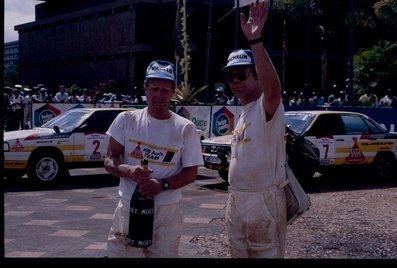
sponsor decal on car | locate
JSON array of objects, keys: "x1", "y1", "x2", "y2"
[
  {"x1": 11, "y1": 139, "x2": 24, "y2": 152},
  {"x1": 346, "y1": 137, "x2": 365, "y2": 163}
]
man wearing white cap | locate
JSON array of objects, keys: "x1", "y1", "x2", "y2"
[
  {"x1": 104, "y1": 60, "x2": 204, "y2": 257},
  {"x1": 222, "y1": 0, "x2": 287, "y2": 258}
]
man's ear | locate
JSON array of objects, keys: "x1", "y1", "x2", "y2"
[{"x1": 143, "y1": 80, "x2": 148, "y2": 91}]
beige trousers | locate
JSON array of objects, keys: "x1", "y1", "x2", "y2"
[{"x1": 226, "y1": 187, "x2": 287, "y2": 258}]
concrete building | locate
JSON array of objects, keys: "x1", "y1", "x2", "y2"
[
  {"x1": 4, "y1": 41, "x2": 19, "y2": 68},
  {"x1": 14, "y1": 0, "x2": 237, "y2": 98}
]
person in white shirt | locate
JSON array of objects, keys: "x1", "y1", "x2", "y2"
[
  {"x1": 53, "y1": 85, "x2": 69, "y2": 103},
  {"x1": 23, "y1": 89, "x2": 33, "y2": 129},
  {"x1": 9, "y1": 88, "x2": 26, "y2": 131},
  {"x1": 379, "y1": 88, "x2": 393, "y2": 107},
  {"x1": 222, "y1": 0, "x2": 287, "y2": 258},
  {"x1": 104, "y1": 60, "x2": 204, "y2": 258}
]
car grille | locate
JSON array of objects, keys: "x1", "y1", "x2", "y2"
[{"x1": 202, "y1": 144, "x2": 230, "y2": 154}]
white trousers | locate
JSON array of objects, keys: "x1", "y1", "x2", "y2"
[{"x1": 226, "y1": 187, "x2": 287, "y2": 258}]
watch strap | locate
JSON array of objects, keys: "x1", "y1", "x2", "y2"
[{"x1": 161, "y1": 178, "x2": 170, "y2": 191}]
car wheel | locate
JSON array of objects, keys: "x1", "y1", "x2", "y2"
[
  {"x1": 27, "y1": 151, "x2": 69, "y2": 184},
  {"x1": 218, "y1": 170, "x2": 228, "y2": 182},
  {"x1": 373, "y1": 153, "x2": 396, "y2": 180}
]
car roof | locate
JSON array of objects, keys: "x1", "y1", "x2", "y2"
[
  {"x1": 67, "y1": 107, "x2": 132, "y2": 112},
  {"x1": 285, "y1": 110, "x2": 367, "y2": 117}
]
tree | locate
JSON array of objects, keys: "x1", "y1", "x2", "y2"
[
  {"x1": 4, "y1": 64, "x2": 19, "y2": 87},
  {"x1": 373, "y1": 0, "x2": 397, "y2": 41},
  {"x1": 353, "y1": 40, "x2": 397, "y2": 96}
]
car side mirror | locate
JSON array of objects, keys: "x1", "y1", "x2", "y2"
[{"x1": 53, "y1": 125, "x2": 60, "y2": 134}]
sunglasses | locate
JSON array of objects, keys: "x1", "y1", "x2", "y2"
[{"x1": 225, "y1": 70, "x2": 251, "y2": 84}]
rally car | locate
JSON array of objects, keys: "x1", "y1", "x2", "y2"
[
  {"x1": 3, "y1": 107, "x2": 131, "y2": 184},
  {"x1": 201, "y1": 110, "x2": 397, "y2": 181}
]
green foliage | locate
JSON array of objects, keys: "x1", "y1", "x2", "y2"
[
  {"x1": 374, "y1": 0, "x2": 397, "y2": 26},
  {"x1": 374, "y1": 0, "x2": 397, "y2": 40},
  {"x1": 68, "y1": 84, "x2": 82, "y2": 95},
  {"x1": 353, "y1": 40, "x2": 397, "y2": 95},
  {"x1": 172, "y1": 84, "x2": 208, "y2": 105},
  {"x1": 4, "y1": 64, "x2": 19, "y2": 87}
]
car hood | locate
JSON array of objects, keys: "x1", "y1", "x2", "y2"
[
  {"x1": 4, "y1": 128, "x2": 56, "y2": 141},
  {"x1": 201, "y1": 134, "x2": 232, "y2": 145}
]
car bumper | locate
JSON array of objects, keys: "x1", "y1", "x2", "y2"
[{"x1": 203, "y1": 153, "x2": 229, "y2": 171}]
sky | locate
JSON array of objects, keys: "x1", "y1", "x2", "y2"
[{"x1": 4, "y1": 0, "x2": 44, "y2": 43}]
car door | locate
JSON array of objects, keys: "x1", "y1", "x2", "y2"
[
  {"x1": 304, "y1": 114, "x2": 346, "y2": 166},
  {"x1": 339, "y1": 113, "x2": 383, "y2": 165},
  {"x1": 74, "y1": 110, "x2": 124, "y2": 163}
]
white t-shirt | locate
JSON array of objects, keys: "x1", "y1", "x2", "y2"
[
  {"x1": 229, "y1": 95, "x2": 286, "y2": 191},
  {"x1": 107, "y1": 107, "x2": 204, "y2": 205}
]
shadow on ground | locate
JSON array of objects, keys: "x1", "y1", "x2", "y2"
[{"x1": 3, "y1": 173, "x2": 119, "y2": 192}]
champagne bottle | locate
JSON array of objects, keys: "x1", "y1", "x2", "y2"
[{"x1": 127, "y1": 159, "x2": 154, "y2": 247}]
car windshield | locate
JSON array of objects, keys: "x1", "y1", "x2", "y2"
[
  {"x1": 40, "y1": 109, "x2": 93, "y2": 132},
  {"x1": 285, "y1": 113, "x2": 315, "y2": 135}
]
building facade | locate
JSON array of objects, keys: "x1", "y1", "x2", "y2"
[
  {"x1": 4, "y1": 41, "x2": 19, "y2": 68},
  {"x1": 15, "y1": 0, "x2": 236, "y2": 99}
]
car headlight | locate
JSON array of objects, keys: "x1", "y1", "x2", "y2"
[
  {"x1": 201, "y1": 144, "x2": 213, "y2": 153},
  {"x1": 4, "y1": 142, "x2": 10, "y2": 152}
]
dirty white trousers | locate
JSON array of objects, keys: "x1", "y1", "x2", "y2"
[
  {"x1": 226, "y1": 187, "x2": 287, "y2": 258},
  {"x1": 106, "y1": 197, "x2": 182, "y2": 258}
]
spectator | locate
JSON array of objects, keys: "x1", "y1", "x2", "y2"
[
  {"x1": 214, "y1": 86, "x2": 229, "y2": 105},
  {"x1": 68, "y1": 90, "x2": 79, "y2": 103},
  {"x1": 93, "y1": 84, "x2": 105, "y2": 103},
  {"x1": 53, "y1": 85, "x2": 69, "y2": 103},
  {"x1": 4, "y1": 91, "x2": 11, "y2": 130},
  {"x1": 379, "y1": 89, "x2": 393, "y2": 107},
  {"x1": 23, "y1": 88, "x2": 33, "y2": 129},
  {"x1": 78, "y1": 88, "x2": 92, "y2": 103},
  {"x1": 327, "y1": 84, "x2": 338, "y2": 104},
  {"x1": 358, "y1": 88, "x2": 378, "y2": 107},
  {"x1": 9, "y1": 88, "x2": 25, "y2": 131},
  {"x1": 329, "y1": 90, "x2": 348, "y2": 106},
  {"x1": 34, "y1": 88, "x2": 49, "y2": 103}
]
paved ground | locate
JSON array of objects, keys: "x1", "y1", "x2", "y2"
[
  {"x1": 3, "y1": 167, "x2": 229, "y2": 258},
  {"x1": 3, "y1": 167, "x2": 397, "y2": 264}
]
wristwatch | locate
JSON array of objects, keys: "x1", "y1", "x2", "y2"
[{"x1": 161, "y1": 178, "x2": 170, "y2": 191}]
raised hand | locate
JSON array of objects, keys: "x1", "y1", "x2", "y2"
[{"x1": 240, "y1": 0, "x2": 268, "y2": 40}]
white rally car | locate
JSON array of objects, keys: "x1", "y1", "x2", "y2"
[
  {"x1": 201, "y1": 110, "x2": 397, "y2": 181},
  {"x1": 3, "y1": 107, "x2": 130, "y2": 184}
]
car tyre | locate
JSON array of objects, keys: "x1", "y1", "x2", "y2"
[
  {"x1": 27, "y1": 151, "x2": 69, "y2": 184},
  {"x1": 373, "y1": 153, "x2": 396, "y2": 180}
]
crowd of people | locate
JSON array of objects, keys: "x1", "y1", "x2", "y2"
[
  {"x1": 284, "y1": 86, "x2": 397, "y2": 108},
  {"x1": 4, "y1": 78, "x2": 396, "y2": 133},
  {"x1": 3, "y1": 82, "x2": 148, "y2": 131},
  {"x1": 4, "y1": 82, "x2": 396, "y2": 132}
]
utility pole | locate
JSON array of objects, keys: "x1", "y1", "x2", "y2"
[
  {"x1": 234, "y1": 0, "x2": 240, "y2": 49},
  {"x1": 319, "y1": 25, "x2": 328, "y2": 93},
  {"x1": 204, "y1": 0, "x2": 213, "y2": 86},
  {"x1": 347, "y1": 0, "x2": 355, "y2": 101},
  {"x1": 204, "y1": 0, "x2": 213, "y2": 103},
  {"x1": 304, "y1": 0, "x2": 312, "y2": 100}
]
